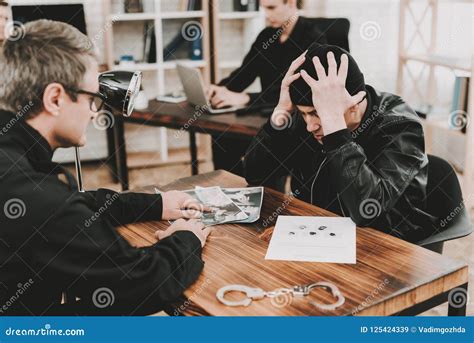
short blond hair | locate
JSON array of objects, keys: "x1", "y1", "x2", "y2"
[{"x1": 0, "y1": 19, "x2": 97, "y2": 118}]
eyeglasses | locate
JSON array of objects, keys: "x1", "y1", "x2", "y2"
[{"x1": 64, "y1": 87, "x2": 107, "y2": 113}]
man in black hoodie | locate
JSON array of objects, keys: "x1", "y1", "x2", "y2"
[
  {"x1": 244, "y1": 44, "x2": 437, "y2": 243},
  {"x1": 0, "y1": 19, "x2": 211, "y2": 315},
  {"x1": 208, "y1": 0, "x2": 326, "y2": 180}
]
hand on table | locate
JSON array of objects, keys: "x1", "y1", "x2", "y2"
[
  {"x1": 156, "y1": 218, "x2": 212, "y2": 247},
  {"x1": 161, "y1": 190, "x2": 212, "y2": 220}
]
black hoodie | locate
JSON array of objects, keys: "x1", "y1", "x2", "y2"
[
  {"x1": 244, "y1": 85, "x2": 438, "y2": 243},
  {"x1": 0, "y1": 110, "x2": 203, "y2": 315}
]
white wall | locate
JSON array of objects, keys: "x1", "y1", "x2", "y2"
[{"x1": 305, "y1": 0, "x2": 400, "y2": 93}]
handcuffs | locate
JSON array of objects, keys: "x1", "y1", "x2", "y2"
[{"x1": 216, "y1": 281, "x2": 345, "y2": 311}]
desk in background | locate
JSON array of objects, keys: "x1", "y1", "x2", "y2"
[
  {"x1": 118, "y1": 170, "x2": 468, "y2": 316},
  {"x1": 107, "y1": 101, "x2": 268, "y2": 190}
]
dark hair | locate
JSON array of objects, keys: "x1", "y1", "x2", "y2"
[
  {"x1": 283, "y1": 0, "x2": 303, "y2": 9},
  {"x1": 289, "y1": 44, "x2": 366, "y2": 106}
]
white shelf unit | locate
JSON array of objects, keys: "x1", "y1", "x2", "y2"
[
  {"x1": 218, "y1": 11, "x2": 261, "y2": 20},
  {"x1": 210, "y1": 0, "x2": 265, "y2": 85},
  {"x1": 103, "y1": 0, "x2": 212, "y2": 166},
  {"x1": 397, "y1": 0, "x2": 474, "y2": 207},
  {"x1": 103, "y1": 0, "x2": 211, "y2": 98}
]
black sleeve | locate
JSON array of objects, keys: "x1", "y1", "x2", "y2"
[
  {"x1": 218, "y1": 33, "x2": 264, "y2": 93},
  {"x1": 35, "y1": 193, "x2": 203, "y2": 315},
  {"x1": 84, "y1": 189, "x2": 163, "y2": 226},
  {"x1": 322, "y1": 120, "x2": 427, "y2": 227},
  {"x1": 244, "y1": 114, "x2": 302, "y2": 186}
]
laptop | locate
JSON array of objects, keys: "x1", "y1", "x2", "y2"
[{"x1": 176, "y1": 63, "x2": 243, "y2": 114}]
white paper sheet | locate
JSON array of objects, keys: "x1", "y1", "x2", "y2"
[{"x1": 265, "y1": 216, "x2": 356, "y2": 264}]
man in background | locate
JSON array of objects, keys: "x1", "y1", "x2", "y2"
[{"x1": 208, "y1": 0, "x2": 326, "y2": 182}]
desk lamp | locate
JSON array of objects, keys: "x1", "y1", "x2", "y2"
[{"x1": 74, "y1": 70, "x2": 142, "y2": 192}]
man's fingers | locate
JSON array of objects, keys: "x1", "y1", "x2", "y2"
[
  {"x1": 312, "y1": 56, "x2": 327, "y2": 80},
  {"x1": 287, "y1": 72, "x2": 301, "y2": 85},
  {"x1": 214, "y1": 99, "x2": 228, "y2": 108},
  {"x1": 338, "y1": 54, "x2": 349, "y2": 81},
  {"x1": 155, "y1": 224, "x2": 177, "y2": 241},
  {"x1": 189, "y1": 218, "x2": 205, "y2": 229},
  {"x1": 202, "y1": 226, "x2": 212, "y2": 238},
  {"x1": 300, "y1": 70, "x2": 317, "y2": 88},
  {"x1": 207, "y1": 85, "x2": 219, "y2": 99},
  {"x1": 181, "y1": 209, "x2": 201, "y2": 219},
  {"x1": 201, "y1": 205, "x2": 213, "y2": 212},
  {"x1": 298, "y1": 49, "x2": 308, "y2": 59},
  {"x1": 155, "y1": 230, "x2": 164, "y2": 239},
  {"x1": 351, "y1": 91, "x2": 367, "y2": 106},
  {"x1": 180, "y1": 194, "x2": 197, "y2": 209},
  {"x1": 287, "y1": 52, "x2": 306, "y2": 75},
  {"x1": 327, "y1": 52, "x2": 337, "y2": 77},
  {"x1": 210, "y1": 95, "x2": 222, "y2": 105}
]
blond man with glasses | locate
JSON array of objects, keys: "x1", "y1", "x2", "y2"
[{"x1": 0, "y1": 19, "x2": 212, "y2": 316}]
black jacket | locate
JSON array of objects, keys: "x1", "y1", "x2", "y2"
[
  {"x1": 219, "y1": 16, "x2": 326, "y2": 106},
  {"x1": 244, "y1": 85, "x2": 437, "y2": 243},
  {"x1": 0, "y1": 110, "x2": 203, "y2": 315}
]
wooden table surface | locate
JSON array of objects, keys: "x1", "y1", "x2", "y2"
[
  {"x1": 125, "y1": 100, "x2": 268, "y2": 138},
  {"x1": 118, "y1": 171, "x2": 468, "y2": 316}
]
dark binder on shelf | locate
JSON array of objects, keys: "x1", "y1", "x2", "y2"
[
  {"x1": 142, "y1": 21, "x2": 156, "y2": 63},
  {"x1": 190, "y1": 36, "x2": 202, "y2": 60},
  {"x1": 450, "y1": 72, "x2": 470, "y2": 133},
  {"x1": 142, "y1": 22, "x2": 156, "y2": 63},
  {"x1": 163, "y1": 0, "x2": 202, "y2": 61}
]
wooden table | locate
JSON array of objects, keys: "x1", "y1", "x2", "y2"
[
  {"x1": 118, "y1": 170, "x2": 469, "y2": 316},
  {"x1": 107, "y1": 100, "x2": 268, "y2": 190}
]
